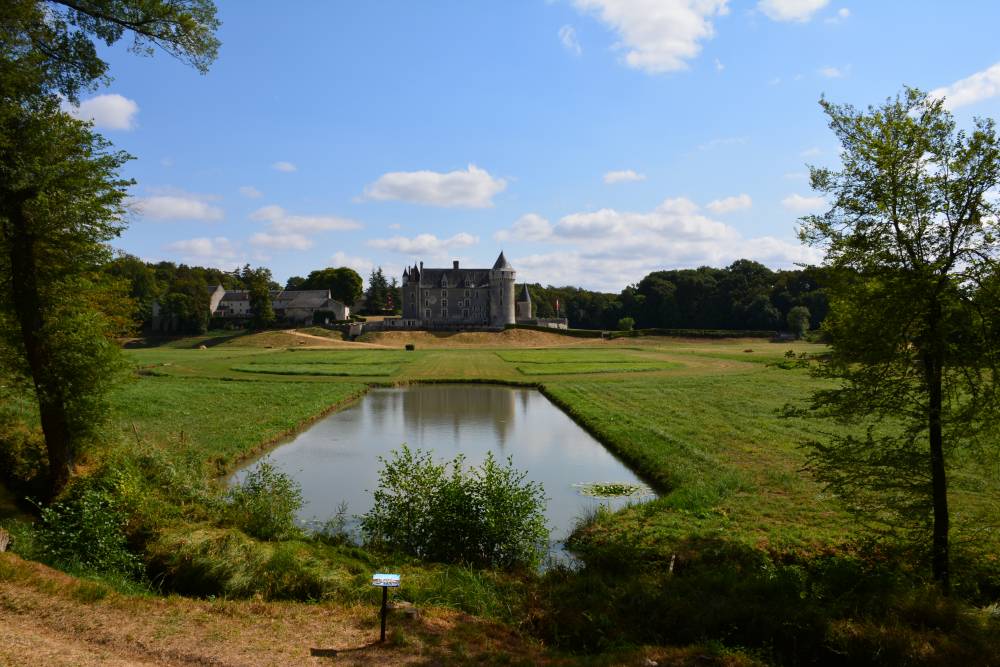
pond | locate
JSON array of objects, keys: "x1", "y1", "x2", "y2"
[{"x1": 232, "y1": 384, "x2": 654, "y2": 550}]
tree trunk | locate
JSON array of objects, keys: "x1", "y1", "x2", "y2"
[
  {"x1": 4, "y1": 202, "x2": 74, "y2": 496},
  {"x1": 924, "y1": 350, "x2": 950, "y2": 593}
]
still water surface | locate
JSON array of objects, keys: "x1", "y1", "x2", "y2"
[{"x1": 233, "y1": 384, "x2": 653, "y2": 546}]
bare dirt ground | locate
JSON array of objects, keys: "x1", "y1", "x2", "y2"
[
  {"x1": 0, "y1": 554, "x2": 558, "y2": 666},
  {"x1": 284, "y1": 329, "x2": 389, "y2": 348}
]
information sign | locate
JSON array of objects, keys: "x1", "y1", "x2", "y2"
[{"x1": 372, "y1": 573, "x2": 401, "y2": 587}]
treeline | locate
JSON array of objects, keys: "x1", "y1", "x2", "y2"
[
  {"x1": 526, "y1": 260, "x2": 830, "y2": 332},
  {"x1": 106, "y1": 256, "x2": 280, "y2": 334},
  {"x1": 107, "y1": 256, "x2": 379, "y2": 333}
]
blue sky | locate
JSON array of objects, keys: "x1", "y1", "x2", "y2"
[{"x1": 69, "y1": 0, "x2": 1000, "y2": 291}]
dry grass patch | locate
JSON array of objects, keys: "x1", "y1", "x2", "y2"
[{"x1": 0, "y1": 553, "x2": 559, "y2": 666}]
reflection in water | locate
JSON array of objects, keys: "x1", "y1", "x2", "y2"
[{"x1": 233, "y1": 385, "x2": 653, "y2": 546}]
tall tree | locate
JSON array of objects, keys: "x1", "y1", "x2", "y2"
[
  {"x1": 0, "y1": 0, "x2": 219, "y2": 494},
  {"x1": 796, "y1": 88, "x2": 1000, "y2": 592},
  {"x1": 298, "y1": 266, "x2": 363, "y2": 306},
  {"x1": 0, "y1": 98, "x2": 131, "y2": 492},
  {"x1": 240, "y1": 265, "x2": 274, "y2": 330},
  {"x1": 365, "y1": 267, "x2": 388, "y2": 314}
]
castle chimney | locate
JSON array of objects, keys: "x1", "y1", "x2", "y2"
[{"x1": 453, "y1": 260, "x2": 459, "y2": 270}]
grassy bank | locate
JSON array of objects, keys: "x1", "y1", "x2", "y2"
[{"x1": 3, "y1": 333, "x2": 998, "y2": 664}]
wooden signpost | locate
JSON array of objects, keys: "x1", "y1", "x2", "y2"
[{"x1": 371, "y1": 573, "x2": 400, "y2": 642}]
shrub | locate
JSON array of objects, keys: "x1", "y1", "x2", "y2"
[
  {"x1": 35, "y1": 485, "x2": 141, "y2": 578},
  {"x1": 362, "y1": 446, "x2": 548, "y2": 569},
  {"x1": 405, "y1": 343, "x2": 415, "y2": 351},
  {"x1": 617, "y1": 317, "x2": 635, "y2": 332},
  {"x1": 224, "y1": 460, "x2": 303, "y2": 540}
]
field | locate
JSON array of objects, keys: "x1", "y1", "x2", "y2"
[{"x1": 3, "y1": 330, "x2": 999, "y2": 664}]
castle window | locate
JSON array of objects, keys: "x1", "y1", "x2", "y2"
[
  {"x1": 441, "y1": 289, "x2": 446, "y2": 297},
  {"x1": 464, "y1": 290, "x2": 470, "y2": 297},
  {"x1": 424, "y1": 309, "x2": 431, "y2": 319},
  {"x1": 441, "y1": 309, "x2": 447, "y2": 318},
  {"x1": 462, "y1": 309, "x2": 469, "y2": 318},
  {"x1": 441, "y1": 299, "x2": 447, "y2": 307}
]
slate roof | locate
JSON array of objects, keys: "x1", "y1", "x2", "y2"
[
  {"x1": 417, "y1": 268, "x2": 492, "y2": 289},
  {"x1": 219, "y1": 289, "x2": 335, "y2": 308},
  {"x1": 518, "y1": 284, "x2": 531, "y2": 303},
  {"x1": 492, "y1": 251, "x2": 512, "y2": 270}
]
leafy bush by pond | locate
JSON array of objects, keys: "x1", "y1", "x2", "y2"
[
  {"x1": 362, "y1": 445, "x2": 548, "y2": 569},
  {"x1": 35, "y1": 484, "x2": 141, "y2": 578},
  {"x1": 224, "y1": 460, "x2": 303, "y2": 540}
]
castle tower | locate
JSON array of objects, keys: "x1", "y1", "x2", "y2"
[
  {"x1": 489, "y1": 251, "x2": 516, "y2": 328},
  {"x1": 515, "y1": 283, "x2": 532, "y2": 321}
]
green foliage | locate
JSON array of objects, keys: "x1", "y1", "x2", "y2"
[
  {"x1": 296, "y1": 266, "x2": 363, "y2": 306},
  {"x1": 540, "y1": 534, "x2": 1000, "y2": 663},
  {"x1": 35, "y1": 481, "x2": 141, "y2": 578},
  {"x1": 146, "y1": 525, "x2": 371, "y2": 600},
  {"x1": 0, "y1": 1, "x2": 218, "y2": 104},
  {"x1": 617, "y1": 316, "x2": 635, "y2": 331},
  {"x1": 362, "y1": 446, "x2": 548, "y2": 569},
  {"x1": 364, "y1": 266, "x2": 401, "y2": 314},
  {"x1": 240, "y1": 265, "x2": 275, "y2": 330},
  {"x1": 0, "y1": 97, "x2": 133, "y2": 493},
  {"x1": 786, "y1": 305, "x2": 811, "y2": 338},
  {"x1": 224, "y1": 460, "x2": 303, "y2": 541},
  {"x1": 795, "y1": 88, "x2": 1000, "y2": 588}
]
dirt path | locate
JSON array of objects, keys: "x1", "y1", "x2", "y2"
[
  {"x1": 283, "y1": 329, "x2": 389, "y2": 348},
  {"x1": 0, "y1": 554, "x2": 558, "y2": 666}
]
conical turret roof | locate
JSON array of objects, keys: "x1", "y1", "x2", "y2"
[
  {"x1": 518, "y1": 283, "x2": 531, "y2": 303},
  {"x1": 492, "y1": 251, "x2": 512, "y2": 270}
]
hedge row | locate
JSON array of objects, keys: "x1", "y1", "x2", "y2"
[
  {"x1": 607, "y1": 328, "x2": 777, "y2": 339},
  {"x1": 508, "y1": 324, "x2": 776, "y2": 339}
]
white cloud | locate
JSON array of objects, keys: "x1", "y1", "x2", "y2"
[
  {"x1": 819, "y1": 65, "x2": 849, "y2": 78},
  {"x1": 164, "y1": 237, "x2": 243, "y2": 269},
  {"x1": 554, "y1": 197, "x2": 729, "y2": 239},
  {"x1": 272, "y1": 161, "x2": 297, "y2": 173},
  {"x1": 160, "y1": 157, "x2": 174, "y2": 168},
  {"x1": 363, "y1": 164, "x2": 506, "y2": 208},
  {"x1": 494, "y1": 214, "x2": 553, "y2": 242},
  {"x1": 250, "y1": 205, "x2": 361, "y2": 233},
  {"x1": 714, "y1": 58, "x2": 725, "y2": 72},
  {"x1": 239, "y1": 186, "x2": 262, "y2": 199},
  {"x1": 367, "y1": 232, "x2": 478, "y2": 256},
  {"x1": 64, "y1": 93, "x2": 139, "y2": 130},
  {"x1": 758, "y1": 0, "x2": 829, "y2": 22},
  {"x1": 132, "y1": 190, "x2": 224, "y2": 221},
  {"x1": 706, "y1": 193, "x2": 752, "y2": 214},
  {"x1": 603, "y1": 169, "x2": 646, "y2": 184},
  {"x1": 503, "y1": 197, "x2": 821, "y2": 290},
  {"x1": 573, "y1": 0, "x2": 729, "y2": 74},
  {"x1": 559, "y1": 25, "x2": 582, "y2": 55},
  {"x1": 781, "y1": 193, "x2": 827, "y2": 213},
  {"x1": 330, "y1": 251, "x2": 375, "y2": 276},
  {"x1": 249, "y1": 232, "x2": 313, "y2": 251},
  {"x1": 930, "y1": 61, "x2": 1000, "y2": 110},
  {"x1": 784, "y1": 171, "x2": 808, "y2": 180},
  {"x1": 388, "y1": 223, "x2": 402, "y2": 230},
  {"x1": 800, "y1": 146, "x2": 821, "y2": 157}
]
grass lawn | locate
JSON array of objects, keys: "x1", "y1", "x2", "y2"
[
  {"x1": 5, "y1": 333, "x2": 997, "y2": 664},
  {"x1": 114, "y1": 336, "x2": 998, "y2": 558}
]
